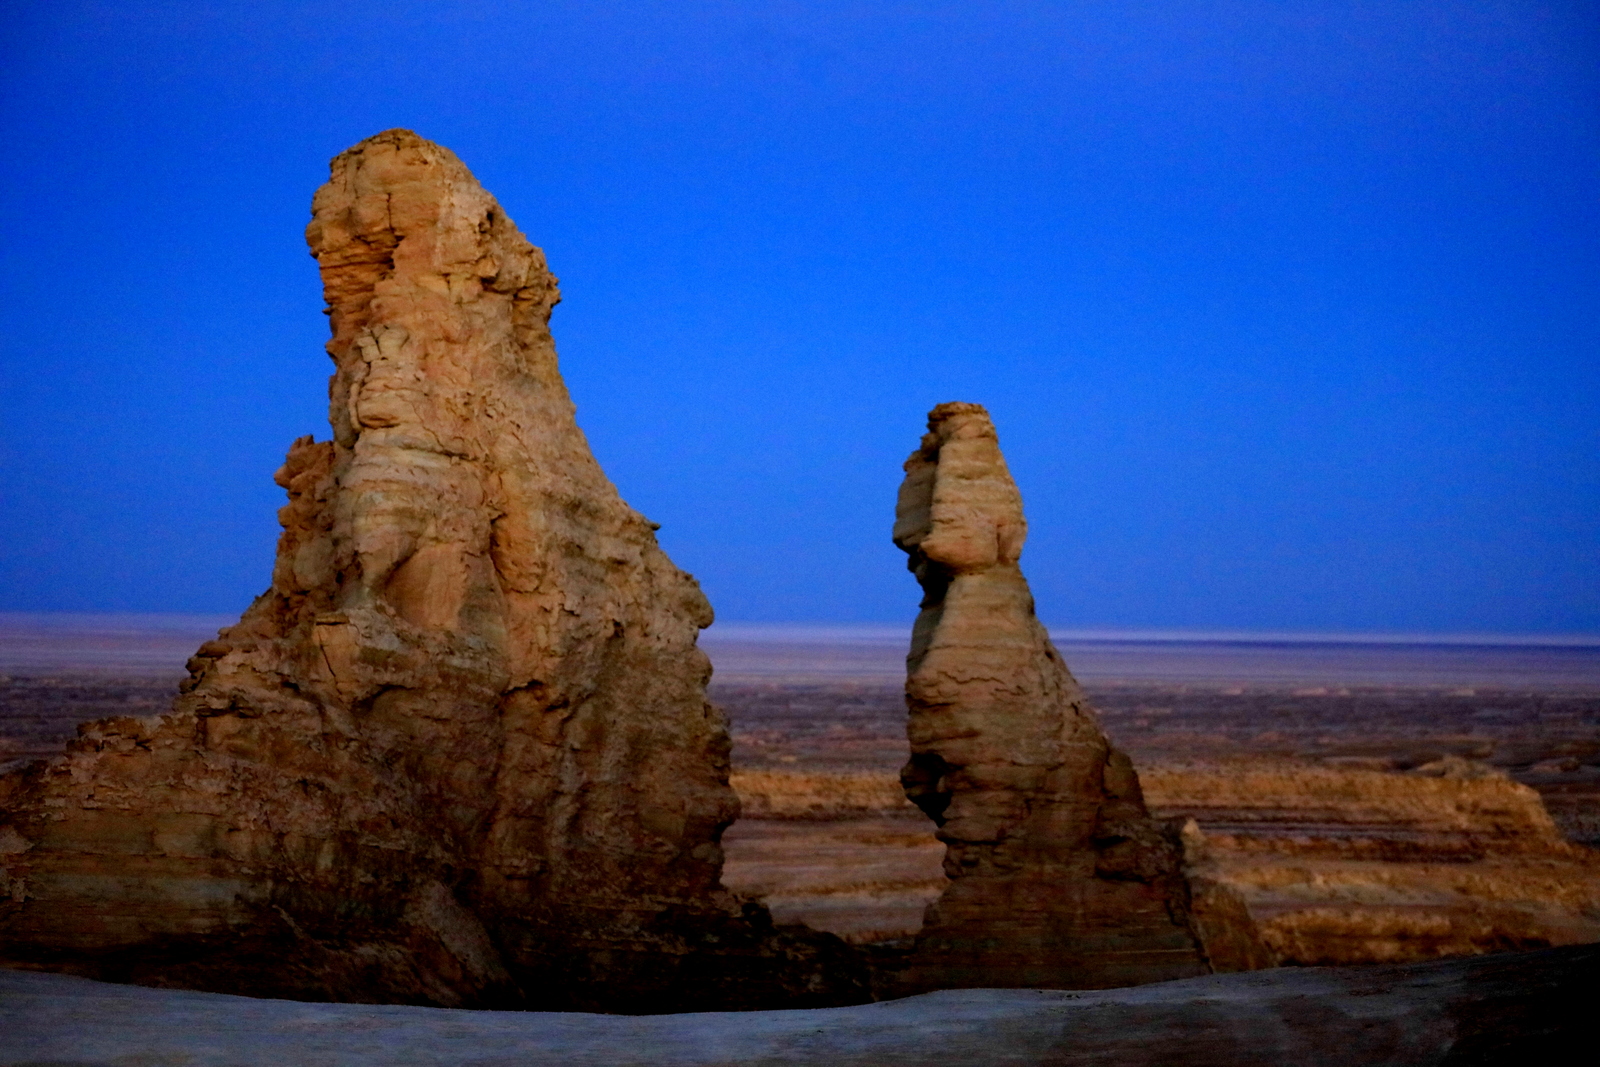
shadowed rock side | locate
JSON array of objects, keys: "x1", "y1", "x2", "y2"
[
  {"x1": 886, "y1": 402, "x2": 1268, "y2": 993},
  {"x1": 0, "y1": 129, "x2": 865, "y2": 1012}
]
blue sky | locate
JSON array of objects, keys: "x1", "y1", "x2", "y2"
[{"x1": 1, "y1": 1, "x2": 1596, "y2": 632}]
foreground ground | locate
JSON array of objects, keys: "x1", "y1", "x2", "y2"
[{"x1": 1, "y1": 945, "x2": 1589, "y2": 1066}]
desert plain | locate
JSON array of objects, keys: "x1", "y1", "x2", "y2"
[{"x1": 5, "y1": 615, "x2": 1598, "y2": 969}]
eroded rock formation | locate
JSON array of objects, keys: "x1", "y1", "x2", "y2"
[
  {"x1": 1155, "y1": 759, "x2": 1600, "y2": 965},
  {"x1": 0, "y1": 129, "x2": 865, "y2": 1011},
  {"x1": 887, "y1": 402, "x2": 1264, "y2": 992}
]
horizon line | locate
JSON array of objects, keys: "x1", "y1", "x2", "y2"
[{"x1": 2, "y1": 613, "x2": 1596, "y2": 649}]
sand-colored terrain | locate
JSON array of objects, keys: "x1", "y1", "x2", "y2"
[
  {"x1": 710, "y1": 674, "x2": 1600, "y2": 966},
  {"x1": 724, "y1": 759, "x2": 1600, "y2": 964},
  {"x1": 711, "y1": 675, "x2": 1600, "y2": 842},
  {"x1": 4, "y1": 621, "x2": 1598, "y2": 972}
]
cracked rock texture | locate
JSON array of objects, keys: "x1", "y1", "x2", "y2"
[
  {"x1": 0, "y1": 129, "x2": 865, "y2": 1012},
  {"x1": 886, "y1": 403, "x2": 1266, "y2": 993}
]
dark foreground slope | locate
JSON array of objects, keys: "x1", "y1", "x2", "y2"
[{"x1": 2, "y1": 945, "x2": 1591, "y2": 1066}]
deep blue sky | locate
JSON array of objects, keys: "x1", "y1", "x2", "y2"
[{"x1": 2, "y1": 1, "x2": 1596, "y2": 633}]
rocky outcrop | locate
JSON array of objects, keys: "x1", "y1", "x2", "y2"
[
  {"x1": 886, "y1": 403, "x2": 1264, "y2": 992},
  {"x1": 1151, "y1": 760, "x2": 1600, "y2": 965},
  {"x1": 0, "y1": 130, "x2": 865, "y2": 1012},
  {"x1": 722, "y1": 759, "x2": 1600, "y2": 967}
]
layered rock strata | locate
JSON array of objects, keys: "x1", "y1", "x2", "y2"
[
  {"x1": 887, "y1": 402, "x2": 1263, "y2": 991},
  {"x1": 1156, "y1": 759, "x2": 1600, "y2": 965},
  {"x1": 0, "y1": 129, "x2": 865, "y2": 1012},
  {"x1": 721, "y1": 757, "x2": 1600, "y2": 964}
]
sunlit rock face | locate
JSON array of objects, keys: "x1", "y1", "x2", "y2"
[
  {"x1": 886, "y1": 402, "x2": 1256, "y2": 992},
  {"x1": 0, "y1": 130, "x2": 866, "y2": 1012}
]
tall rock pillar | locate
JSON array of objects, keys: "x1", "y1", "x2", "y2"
[
  {"x1": 0, "y1": 130, "x2": 865, "y2": 1012},
  {"x1": 889, "y1": 402, "x2": 1213, "y2": 992}
]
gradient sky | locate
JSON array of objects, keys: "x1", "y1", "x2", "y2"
[{"x1": 2, "y1": 1, "x2": 1596, "y2": 633}]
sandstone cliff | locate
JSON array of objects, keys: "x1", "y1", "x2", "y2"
[
  {"x1": 0, "y1": 130, "x2": 865, "y2": 1012},
  {"x1": 885, "y1": 403, "x2": 1265, "y2": 991}
]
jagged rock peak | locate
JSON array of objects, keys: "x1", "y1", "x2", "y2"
[
  {"x1": 887, "y1": 401, "x2": 1265, "y2": 993},
  {"x1": 0, "y1": 131, "x2": 866, "y2": 1012}
]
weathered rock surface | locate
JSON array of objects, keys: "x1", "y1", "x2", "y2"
[
  {"x1": 0, "y1": 129, "x2": 864, "y2": 1012},
  {"x1": 887, "y1": 403, "x2": 1266, "y2": 992},
  {"x1": 1152, "y1": 759, "x2": 1600, "y2": 966},
  {"x1": 724, "y1": 758, "x2": 1600, "y2": 963},
  {"x1": 2, "y1": 945, "x2": 1590, "y2": 1066},
  {"x1": 712, "y1": 671, "x2": 1600, "y2": 959}
]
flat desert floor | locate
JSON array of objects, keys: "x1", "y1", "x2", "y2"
[
  {"x1": 3, "y1": 615, "x2": 1598, "y2": 957},
  {"x1": 700, "y1": 627, "x2": 1600, "y2": 952}
]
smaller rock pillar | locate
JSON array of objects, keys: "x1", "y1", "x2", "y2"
[{"x1": 890, "y1": 402, "x2": 1213, "y2": 992}]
